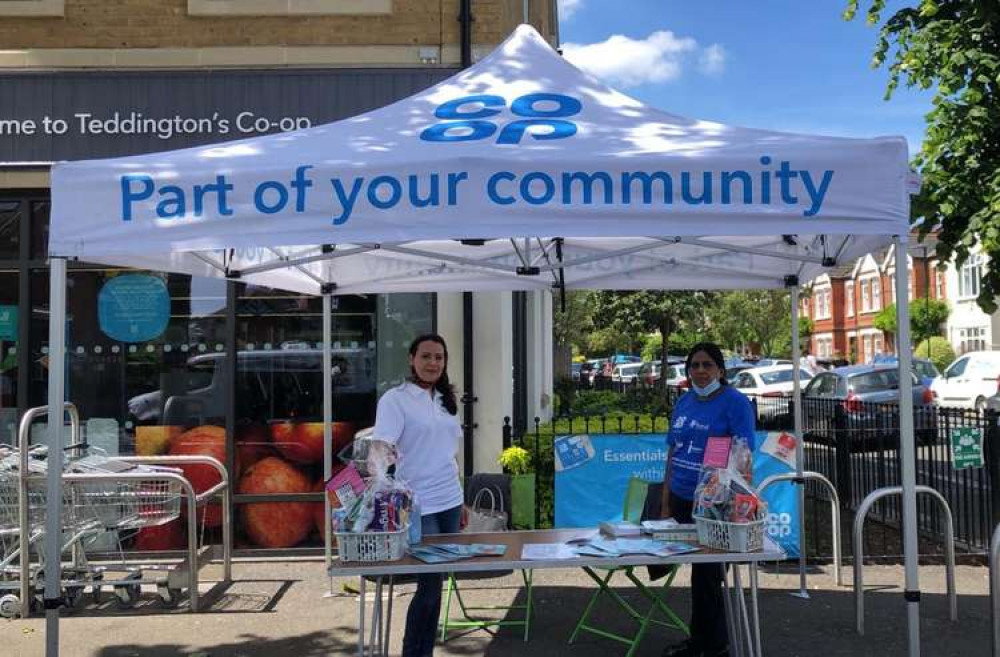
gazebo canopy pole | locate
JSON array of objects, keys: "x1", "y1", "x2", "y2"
[
  {"x1": 44, "y1": 256, "x2": 67, "y2": 657},
  {"x1": 894, "y1": 234, "x2": 921, "y2": 656}
]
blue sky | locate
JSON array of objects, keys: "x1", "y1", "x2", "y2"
[{"x1": 558, "y1": 0, "x2": 932, "y2": 154}]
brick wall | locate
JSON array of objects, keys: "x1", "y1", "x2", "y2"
[{"x1": 0, "y1": 0, "x2": 551, "y2": 49}]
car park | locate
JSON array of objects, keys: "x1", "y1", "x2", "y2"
[
  {"x1": 930, "y1": 350, "x2": 1000, "y2": 410},
  {"x1": 802, "y1": 364, "x2": 937, "y2": 446}
]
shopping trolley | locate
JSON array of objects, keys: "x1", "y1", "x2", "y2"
[{"x1": 0, "y1": 403, "x2": 232, "y2": 618}]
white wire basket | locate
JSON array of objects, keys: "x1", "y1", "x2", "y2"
[
  {"x1": 335, "y1": 527, "x2": 408, "y2": 563},
  {"x1": 694, "y1": 516, "x2": 765, "y2": 553}
]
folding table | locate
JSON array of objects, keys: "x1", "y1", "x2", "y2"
[{"x1": 328, "y1": 528, "x2": 786, "y2": 657}]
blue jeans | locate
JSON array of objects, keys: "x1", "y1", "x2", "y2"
[{"x1": 401, "y1": 505, "x2": 462, "y2": 657}]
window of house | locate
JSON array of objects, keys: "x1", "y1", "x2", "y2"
[
  {"x1": 0, "y1": 0, "x2": 64, "y2": 17},
  {"x1": 846, "y1": 282, "x2": 854, "y2": 317},
  {"x1": 872, "y1": 279, "x2": 881, "y2": 310},
  {"x1": 815, "y1": 288, "x2": 831, "y2": 319},
  {"x1": 863, "y1": 335, "x2": 872, "y2": 362},
  {"x1": 959, "y1": 255, "x2": 984, "y2": 298},
  {"x1": 861, "y1": 280, "x2": 870, "y2": 312},
  {"x1": 187, "y1": 0, "x2": 391, "y2": 16},
  {"x1": 936, "y1": 269, "x2": 945, "y2": 299},
  {"x1": 959, "y1": 326, "x2": 987, "y2": 353},
  {"x1": 873, "y1": 334, "x2": 883, "y2": 356}
]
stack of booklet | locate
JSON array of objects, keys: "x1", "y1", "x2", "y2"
[
  {"x1": 409, "y1": 543, "x2": 507, "y2": 564},
  {"x1": 640, "y1": 519, "x2": 700, "y2": 542}
]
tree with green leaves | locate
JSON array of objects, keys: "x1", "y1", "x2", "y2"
[
  {"x1": 591, "y1": 291, "x2": 711, "y2": 375},
  {"x1": 846, "y1": 1, "x2": 1000, "y2": 310},
  {"x1": 872, "y1": 298, "x2": 950, "y2": 348},
  {"x1": 552, "y1": 290, "x2": 595, "y2": 376},
  {"x1": 707, "y1": 290, "x2": 794, "y2": 356}
]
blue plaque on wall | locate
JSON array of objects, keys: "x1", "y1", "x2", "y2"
[{"x1": 98, "y1": 274, "x2": 170, "y2": 343}]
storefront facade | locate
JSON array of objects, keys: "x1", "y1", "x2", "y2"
[{"x1": 0, "y1": 1, "x2": 557, "y2": 552}]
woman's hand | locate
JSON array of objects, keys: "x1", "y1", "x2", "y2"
[{"x1": 460, "y1": 505, "x2": 470, "y2": 530}]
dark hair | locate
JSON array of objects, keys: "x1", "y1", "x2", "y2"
[
  {"x1": 408, "y1": 333, "x2": 458, "y2": 415},
  {"x1": 685, "y1": 342, "x2": 728, "y2": 386}
]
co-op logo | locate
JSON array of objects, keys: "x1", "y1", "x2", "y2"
[{"x1": 420, "y1": 93, "x2": 581, "y2": 144}]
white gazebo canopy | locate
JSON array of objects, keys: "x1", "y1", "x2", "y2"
[
  {"x1": 51, "y1": 25, "x2": 914, "y2": 294},
  {"x1": 45, "y1": 24, "x2": 924, "y2": 657}
]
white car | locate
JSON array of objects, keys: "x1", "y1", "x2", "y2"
[
  {"x1": 611, "y1": 362, "x2": 643, "y2": 384},
  {"x1": 931, "y1": 350, "x2": 1000, "y2": 410},
  {"x1": 732, "y1": 365, "x2": 813, "y2": 397}
]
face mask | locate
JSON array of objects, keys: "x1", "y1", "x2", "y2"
[{"x1": 691, "y1": 379, "x2": 721, "y2": 398}]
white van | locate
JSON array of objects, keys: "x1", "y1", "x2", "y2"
[{"x1": 930, "y1": 350, "x2": 1000, "y2": 410}]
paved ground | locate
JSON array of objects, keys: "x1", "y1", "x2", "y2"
[{"x1": 1, "y1": 558, "x2": 993, "y2": 657}]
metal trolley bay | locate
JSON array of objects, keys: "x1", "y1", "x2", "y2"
[{"x1": 0, "y1": 403, "x2": 232, "y2": 618}]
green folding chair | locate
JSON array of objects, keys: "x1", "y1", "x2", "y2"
[
  {"x1": 438, "y1": 569, "x2": 534, "y2": 642},
  {"x1": 568, "y1": 477, "x2": 689, "y2": 657},
  {"x1": 438, "y1": 477, "x2": 534, "y2": 642}
]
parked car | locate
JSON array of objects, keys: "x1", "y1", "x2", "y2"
[
  {"x1": 725, "y1": 359, "x2": 755, "y2": 377},
  {"x1": 601, "y1": 354, "x2": 642, "y2": 378},
  {"x1": 733, "y1": 365, "x2": 813, "y2": 422},
  {"x1": 570, "y1": 362, "x2": 584, "y2": 381},
  {"x1": 586, "y1": 358, "x2": 606, "y2": 384},
  {"x1": 930, "y1": 351, "x2": 1000, "y2": 410},
  {"x1": 636, "y1": 356, "x2": 685, "y2": 386},
  {"x1": 637, "y1": 361, "x2": 661, "y2": 386},
  {"x1": 662, "y1": 363, "x2": 689, "y2": 389},
  {"x1": 753, "y1": 358, "x2": 793, "y2": 368},
  {"x1": 802, "y1": 364, "x2": 937, "y2": 446},
  {"x1": 611, "y1": 362, "x2": 644, "y2": 384},
  {"x1": 732, "y1": 365, "x2": 814, "y2": 397},
  {"x1": 870, "y1": 354, "x2": 941, "y2": 387}
]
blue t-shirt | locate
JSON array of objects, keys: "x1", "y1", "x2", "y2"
[{"x1": 666, "y1": 385, "x2": 756, "y2": 501}]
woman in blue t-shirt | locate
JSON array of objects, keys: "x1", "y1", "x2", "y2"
[{"x1": 660, "y1": 342, "x2": 755, "y2": 657}]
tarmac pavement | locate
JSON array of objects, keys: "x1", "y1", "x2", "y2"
[{"x1": 1, "y1": 558, "x2": 993, "y2": 657}]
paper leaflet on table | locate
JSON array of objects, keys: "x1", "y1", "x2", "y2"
[
  {"x1": 521, "y1": 543, "x2": 578, "y2": 560},
  {"x1": 570, "y1": 537, "x2": 701, "y2": 558},
  {"x1": 409, "y1": 543, "x2": 507, "y2": 563}
]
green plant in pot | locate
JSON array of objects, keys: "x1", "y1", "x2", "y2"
[{"x1": 498, "y1": 446, "x2": 536, "y2": 529}]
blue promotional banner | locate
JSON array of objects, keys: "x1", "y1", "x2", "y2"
[
  {"x1": 554, "y1": 434, "x2": 667, "y2": 529},
  {"x1": 753, "y1": 431, "x2": 801, "y2": 558},
  {"x1": 554, "y1": 430, "x2": 801, "y2": 556},
  {"x1": 98, "y1": 274, "x2": 170, "y2": 343}
]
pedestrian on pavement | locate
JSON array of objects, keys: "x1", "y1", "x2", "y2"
[
  {"x1": 659, "y1": 342, "x2": 756, "y2": 657},
  {"x1": 372, "y1": 333, "x2": 468, "y2": 657}
]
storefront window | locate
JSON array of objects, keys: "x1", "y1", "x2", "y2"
[
  {"x1": 29, "y1": 200, "x2": 48, "y2": 260},
  {"x1": 30, "y1": 267, "x2": 228, "y2": 440},
  {"x1": 232, "y1": 286, "x2": 377, "y2": 549},
  {"x1": 0, "y1": 271, "x2": 18, "y2": 445},
  {"x1": 376, "y1": 293, "x2": 435, "y2": 395},
  {"x1": 25, "y1": 257, "x2": 434, "y2": 551},
  {"x1": 0, "y1": 201, "x2": 20, "y2": 260}
]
